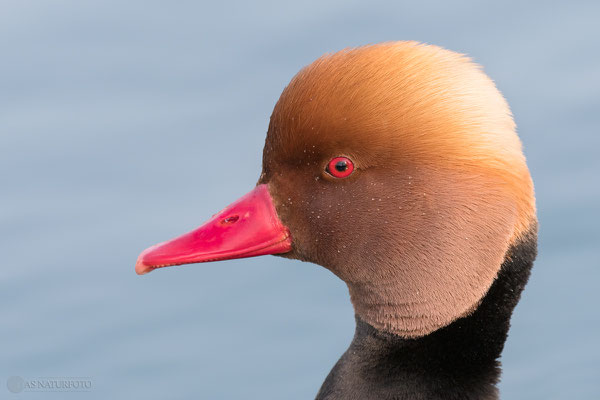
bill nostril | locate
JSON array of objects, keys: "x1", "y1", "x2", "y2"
[{"x1": 221, "y1": 215, "x2": 240, "y2": 225}]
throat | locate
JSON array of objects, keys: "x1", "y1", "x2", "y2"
[{"x1": 316, "y1": 227, "x2": 537, "y2": 400}]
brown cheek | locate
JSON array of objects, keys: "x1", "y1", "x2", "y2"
[
  {"x1": 265, "y1": 169, "x2": 363, "y2": 272},
  {"x1": 266, "y1": 166, "x2": 520, "y2": 338},
  {"x1": 268, "y1": 169, "x2": 394, "y2": 280},
  {"x1": 266, "y1": 170, "x2": 321, "y2": 261}
]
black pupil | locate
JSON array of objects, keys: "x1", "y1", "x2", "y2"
[{"x1": 334, "y1": 161, "x2": 347, "y2": 172}]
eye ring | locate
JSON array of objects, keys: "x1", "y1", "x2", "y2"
[{"x1": 326, "y1": 156, "x2": 354, "y2": 178}]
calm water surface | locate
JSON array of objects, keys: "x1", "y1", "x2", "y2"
[{"x1": 1, "y1": 1, "x2": 599, "y2": 398}]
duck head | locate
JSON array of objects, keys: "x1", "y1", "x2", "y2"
[{"x1": 136, "y1": 42, "x2": 536, "y2": 338}]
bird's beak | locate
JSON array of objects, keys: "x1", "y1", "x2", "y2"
[{"x1": 135, "y1": 184, "x2": 292, "y2": 275}]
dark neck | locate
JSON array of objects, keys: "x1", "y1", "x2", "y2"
[{"x1": 316, "y1": 226, "x2": 537, "y2": 400}]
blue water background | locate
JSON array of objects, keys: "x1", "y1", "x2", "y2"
[{"x1": 1, "y1": 1, "x2": 599, "y2": 398}]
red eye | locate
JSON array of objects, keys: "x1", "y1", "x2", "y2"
[{"x1": 326, "y1": 156, "x2": 354, "y2": 178}]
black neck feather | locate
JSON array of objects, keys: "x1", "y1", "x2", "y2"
[{"x1": 316, "y1": 226, "x2": 537, "y2": 400}]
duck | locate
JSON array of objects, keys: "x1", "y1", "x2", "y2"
[{"x1": 135, "y1": 41, "x2": 537, "y2": 400}]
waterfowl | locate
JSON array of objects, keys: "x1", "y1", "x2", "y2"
[{"x1": 136, "y1": 41, "x2": 537, "y2": 399}]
